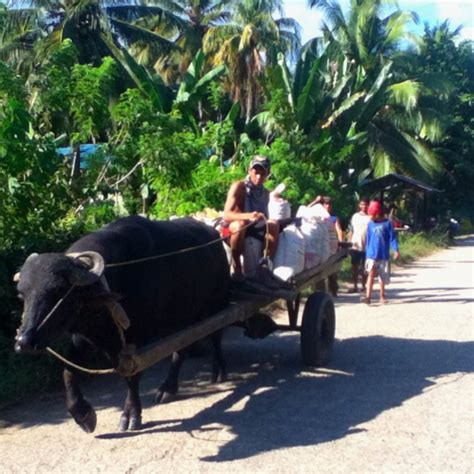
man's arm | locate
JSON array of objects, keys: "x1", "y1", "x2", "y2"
[
  {"x1": 223, "y1": 181, "x2": 264, "y2": 222},
  {"x1": 335, "y1": 217, "x2": 344, "y2": 242},
  {"x1": 347, "y1": 215, "x2": 355, "y2": 242},
  {"x1": 388, "y1": 220, "x2": 400, "y2": 259}
]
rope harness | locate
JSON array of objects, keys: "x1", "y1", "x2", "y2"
[{"x1": 40, "y1": 216, "x2": 270, "y2": 375}]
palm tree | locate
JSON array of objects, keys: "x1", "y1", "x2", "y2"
[
  {"x1": 4, "y1": 1, "x2": 177, "y2": 68},
  {"x1": 308, "y1": 0, "x2": 420, "y2": 76},
  {"x1": 304, "y1": 0, "x2": 442, "y2": 180},
  {"x1": 0, "y1": 4, "x2": 43, "y2": 76},
  {"x1": 128, "y1": 0, "x2": 233, "y2": 84},
  {"x1": 203, "y1": 0, "x2": 301, "y2": 122}
]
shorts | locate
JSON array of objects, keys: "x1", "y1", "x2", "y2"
[
  {"x1": 365, "y1": 259, "x2": 390, "y2": 284},
  {"x1": 350, "y1": 250, "x2": 366, "y2": 266},
  {"x1": 219, "y1": 220, "x2": 265, "y2": 241}
]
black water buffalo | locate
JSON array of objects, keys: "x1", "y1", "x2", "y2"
[{"x1": 14, "y1": 216, "x2": 230, "y2": 433}]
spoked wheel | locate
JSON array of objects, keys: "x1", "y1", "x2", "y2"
[{"x1": 300, "y1": 292, "x2": 336, "y2": 366}]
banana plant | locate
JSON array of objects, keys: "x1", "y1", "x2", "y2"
[{"x1": 175, "y1": 49, "x2": 226, "y2": 115}]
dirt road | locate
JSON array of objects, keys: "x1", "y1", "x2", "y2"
[{"x1": 1, "y1": 238, "x2": 473, "y2": 473}]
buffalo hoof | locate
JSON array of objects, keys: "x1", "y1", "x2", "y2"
[
  {"x1": 76, "y1": 408, "x2": 97, "y2": 433},
  {"x1": 119, "y1": 414, "x2": 142, "y2": 432},
  {"x1": 154, "y1": 390, "x2": 176, "y2": 405},
  {"x1": 129, "y1": 415, "x2": 142, "y2": 431},
  {"x1": 119, "y1": 414, "x2": 129, "y2": 432}
]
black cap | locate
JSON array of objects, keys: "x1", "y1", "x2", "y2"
[{"x1": 250, "y1": 155, "x2": 271, "y2": 171}]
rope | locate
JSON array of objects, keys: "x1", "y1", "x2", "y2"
[
  {"x1": 46, "y1": 347, "x2": 115, "y2": 375},
  {"x1": 36, "y1": 285, "x2": 76, "y2": 332},
  {"x1": 262, "y1": 215, "x2": 270, "y2": 258},
  {"x1": 105, "y1": 219, "x2": 258, "y2": 269}
]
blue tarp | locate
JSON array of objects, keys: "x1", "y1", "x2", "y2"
[{"x1": 57, "y1": 144, "x2": 101, "y2": 169}]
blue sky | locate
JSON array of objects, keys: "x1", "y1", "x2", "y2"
[{"x1": 282, "y1": 0, "x2": 474, "y2": 44}]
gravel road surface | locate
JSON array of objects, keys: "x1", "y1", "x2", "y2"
[{"x1": 1, "y1": 237, "x2": 473, "y2": 473}]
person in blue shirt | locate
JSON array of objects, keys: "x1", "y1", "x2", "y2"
[{"x1": 362, "y1": 200, "x2": 400, "y2": 305}]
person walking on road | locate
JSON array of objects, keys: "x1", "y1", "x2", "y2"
[
  {"x1": 363, "y1": 200, "x2": 400, "y2": 305},
  {"x1": 318, "y1": 196, "x2": 344, "y2": 297},
  {"x1": 348, "y1": 197, "x2": 371, "y2": 293}
]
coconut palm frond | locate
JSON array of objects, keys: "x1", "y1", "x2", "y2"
[
  {"x1": 105, "y1": 5, "x2": 187, "y2": 31},
  {"x1": 109, "y1": 18, "x2": 178, "y2": 53},
  {"x1": 367, "y1": 120, "x2": 441, "y2": 179},
  {"x1": 145, "y1": 0, "x2": 186, "y2": 16},
  {"x1": 369, "y1": 146, "x2": 394, "y2": 177},
  {"x1": 383, "y1": 10, "x2": 418, "y2": 49},
  {"x1": 417, "y1": 72, "x2": 454, "y2": 97},
  {"x1": 388, "y1": 79, "x2": 420, "y2": 112},
  {"x1": 401, "y1": 132, "x2": 442, "y2": 176}
]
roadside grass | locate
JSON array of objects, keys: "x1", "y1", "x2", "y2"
[
  {"x1": 339, "y1": 230, "x2": 450, "y2": 281},
  {"x1": 396, "y1": 231, "x2": 450, "y2": 264}
]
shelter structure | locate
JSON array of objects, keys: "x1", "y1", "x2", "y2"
[{"x1": 360, "y1": 173, "x2": 442, "y2": 228}]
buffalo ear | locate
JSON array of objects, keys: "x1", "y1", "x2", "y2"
[
  {"x1": 14, "y1": 252, "x2": 39, "y2": 283},
  {"x1": 66, "y1": 251, "x2": 105, "y2": 286}
]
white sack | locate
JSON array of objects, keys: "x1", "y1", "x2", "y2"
[
  {"x1": 296, "y1": 203, "x2": 330, "y2": 222},
  {"x1": 268, "y1": 197, "x2": 291, "y2": 220},
  {"x1": 273, "y1": 224, "x2": 305, "y2": 281},
  {"x1": 300, "y1": 220, "x2": 330, "y2": 268}
]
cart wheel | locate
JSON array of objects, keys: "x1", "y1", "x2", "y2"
[{"x1": 300, "y1": 292, "x2": 335, "y2": 366}]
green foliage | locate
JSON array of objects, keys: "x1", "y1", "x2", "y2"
[
  {"x1": 31, "y1": 39, "x2": 79, "y2": 134},
  {"x1": 414, "y1": 23, "x2": 474, "y2": 219},
  {"x1": 70, "y1": 57, "x2": 117, "y2": 144},
  {"x1": 32, "y1": 41, "x2": 117, "y2": 146},
  {"x1": 0, "y1": 61, "x2": 26, "y2": 101},
  {"x1": 0, "y1": 72, "x2": 73, "y2": 253}
]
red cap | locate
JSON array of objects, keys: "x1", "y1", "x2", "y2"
[{"x1": 368, "y1": 200, "x2": 382, "y2": 217}]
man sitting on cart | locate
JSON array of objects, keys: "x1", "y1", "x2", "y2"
[{"x1": 221, "y1": 155, "x2": 279, "y2": 279}]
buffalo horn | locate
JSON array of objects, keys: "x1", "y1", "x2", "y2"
[
  {"x1": 13, "y1": 252, "x2": 39, "y2": 283},
  {"x1": 67, "y1": 251, "x2": 105, "y2": 286}
]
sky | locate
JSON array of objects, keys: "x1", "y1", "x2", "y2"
[{"x1": 282, "y1": 0, "x2": 474, "y2": 44}]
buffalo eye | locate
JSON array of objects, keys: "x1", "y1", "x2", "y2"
[{"x1": 17, "y1": 292, "x2": 24, "y2": 302}]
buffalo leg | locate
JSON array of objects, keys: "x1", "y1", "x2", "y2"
[
  {"x1": 211, "y1": 330, "x2": 227, "y2": 383},
  {"x1": 119, "y1": 373, "x2": 142, "y2": 431},
  {"x1": 155, "y1": 351, "x2": 184, "y2": 404},
  {"x1": 63, "y1": 368, "x2": 97, "y2": 433},
  {"x1": 63, "y1": 337, "x2": 97, "y2": 433}
]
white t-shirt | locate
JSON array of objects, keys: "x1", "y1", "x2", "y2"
[{"x1": 350, "y1": 212, "x2": 371, "y2": 251}]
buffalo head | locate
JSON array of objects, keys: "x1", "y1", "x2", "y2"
[{"x1": 14, "y1": 251, "x2": 105, "y2": 352}]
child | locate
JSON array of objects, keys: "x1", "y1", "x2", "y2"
[{"x1": 362, "y1": 200, "x2": 400, "y2": 304}]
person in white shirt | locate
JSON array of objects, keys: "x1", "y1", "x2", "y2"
[{"x1": 347, "y1": 198, "x2": 371, "y2": 292}]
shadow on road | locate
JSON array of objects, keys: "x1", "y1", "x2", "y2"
[{"x1": 91, "y1": 332, "x2": 473, "y2": 463}]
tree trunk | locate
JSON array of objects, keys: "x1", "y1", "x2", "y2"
[{"x1": 70, "y1": 143, "x2": 81, "y2": 183}]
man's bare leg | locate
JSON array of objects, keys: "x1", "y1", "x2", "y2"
[
  {"x1": 228, "y1": 220, "x2": 246, "y2": 275},
  {"x1": 379, "y1": 278, "x2": 387, "y2": 304},
  {"x1": 264, "y1": 220, "x2": 280, "y2": 258},
  {"x1": 364, "y1": 268, "x2": 376, "y2": 304},
  {"x1": 351, "y1": 263, "x2": 359, "y2": 291}
]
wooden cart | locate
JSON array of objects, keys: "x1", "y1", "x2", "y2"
[{"x1": 116, "y1": 248, "x2": 349, "y2": 377}]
